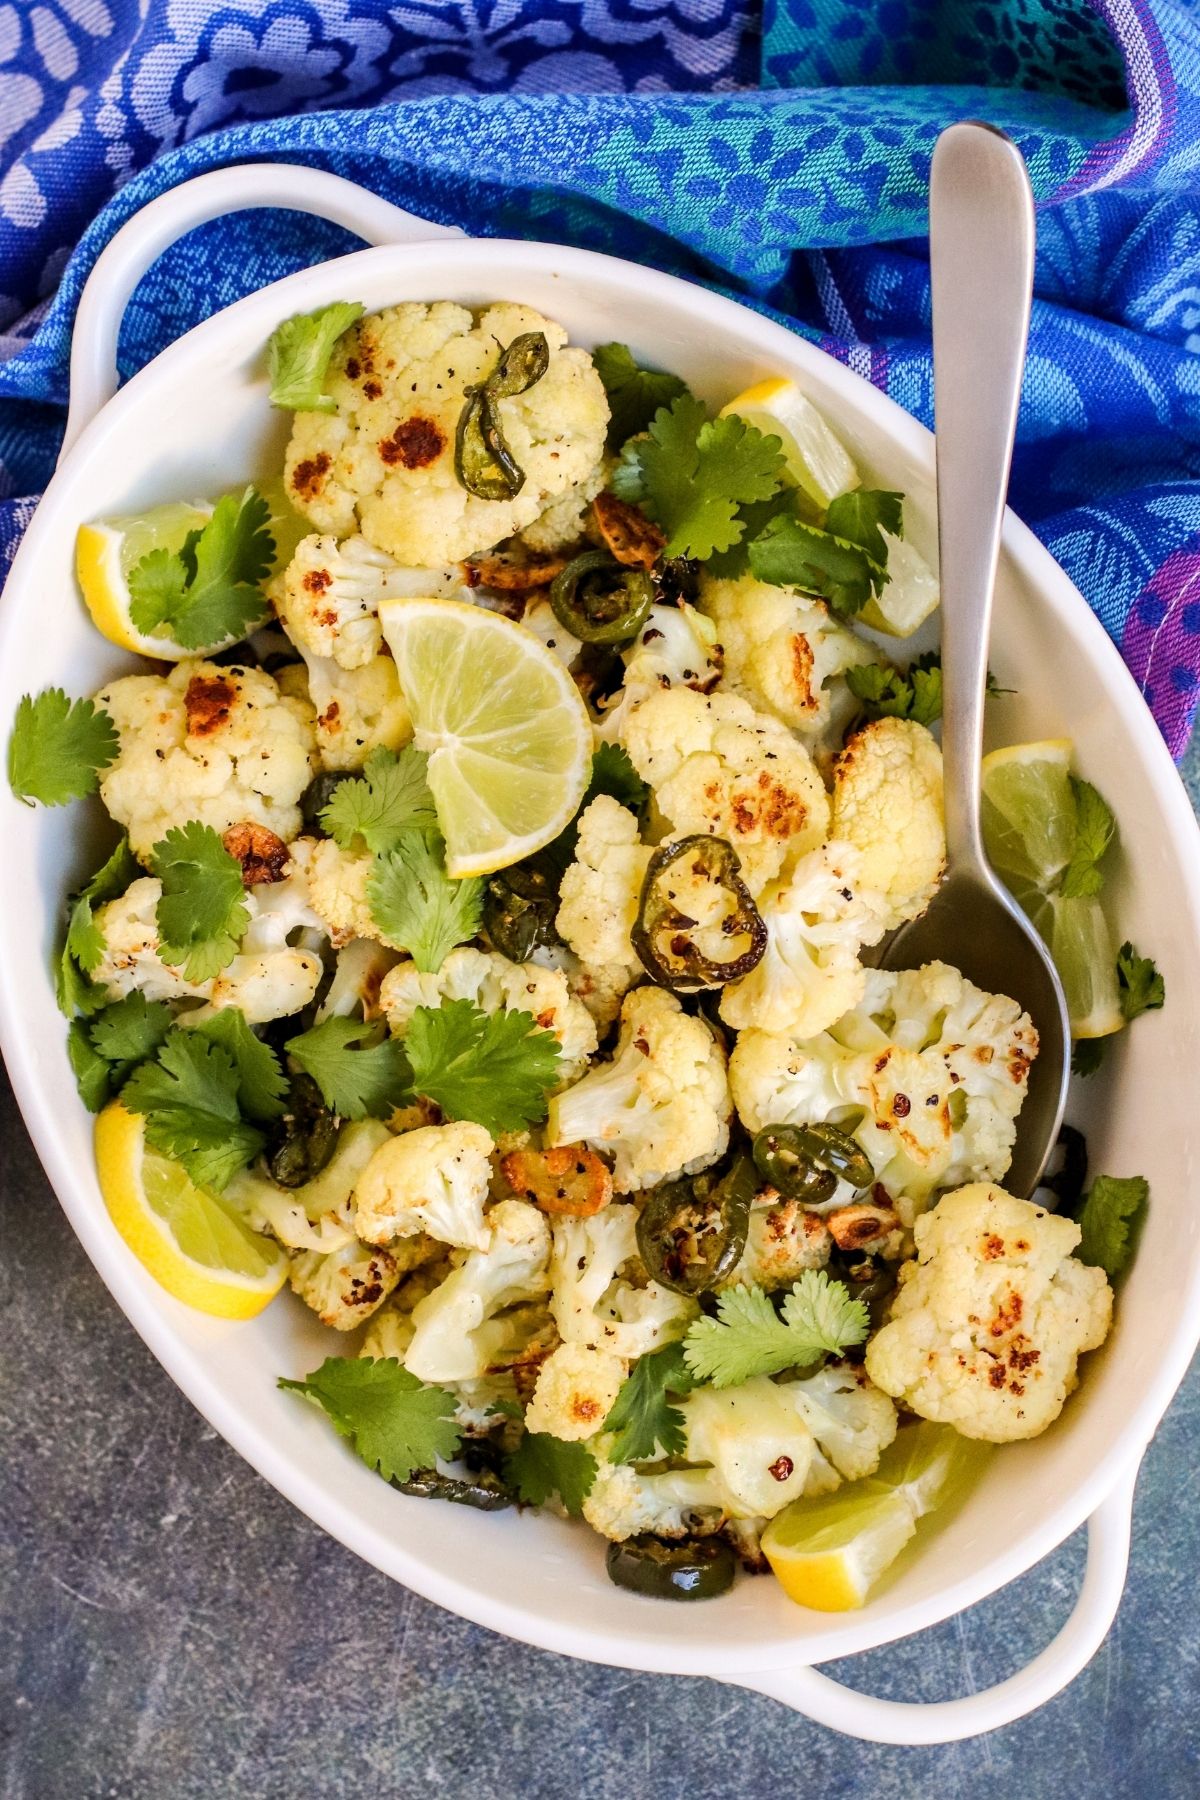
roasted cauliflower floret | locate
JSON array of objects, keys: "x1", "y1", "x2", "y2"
[
  {"x1": 518, "y1": 458, "x2": 610, "y2": 553},
  {"x1": 380, "y1": 946, "x2": 598, "y2": 1085},
  {"x1": 300, "y1": 650, "x2": 412, "y2": 770},
  {"x1": 555, "y1": 796, "x2": 651, "y2": 1000},
  {"x1": 789, "y1": 1363, "x2": 900, "y2": 1494},
  {"x1": 303, "y1": 836, "x2": 395, "y2": 949},
  {"x1": 524, "y1": 1342, "x2": 627, "y2": 1442},
  {"x1": 865, "y1": 1184, "x2": 1113, "y2": 1441},
  {"x1": 622, "y1": 686, "x2": 830, "y2": 894},
  {"x1": 698, "y1": 574, "x2": 874, "y2": 739},
  {"x1": 227, "y1": 1120, "x2": 390, "y2": 1253},
  {"x1": 353, "y1": 1121, "x2": 495, "y2": 1251},
  {"x1": 95, "y1": 661, "x2": 316, "y2": 861},
  {"x1": 404, "y1": 1198, "x2": 552, "y2": 1384},
  {"x1": 283, "y1": 301, "x2": 608, "y2": 566},
  {"x1": 288, "y1": 1237, "x2": 404, "y2": 1330},
  {"x1": 519, "y1": 598, "x2": 582, "y2": 669},
  {"x1": 582, "y1": 1460, "x2": 725, "y2": 1543},
  {"x1": 831, "y1": 717, "x2": 945, "y2": 928},
  {"x1": 597, "y1": 603, "x2": 723, "y2": 742},
  {"x1": 718, "y1": 840, "x2": 888, "y2": 1038},
  {"x1": 681, "y1": 1379, "x2": 818, "y2": 1518},
  {"x1": 278, "y1": 534, "x2": 469, "y2": 669},
  {"x1": 548, "y1": 1201, "x2": 695, "y2": 1358},
  {"x1": 545, "y1": 986, "x2": 730, "y2": 1191},
  {"x1": 721, "y1": 1195, "x2": 833, "y2": 1290}
]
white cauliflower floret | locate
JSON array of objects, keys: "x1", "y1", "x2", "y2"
[
  {"x1": 288, "y1": 1236, "x2": 403, "y2": 1330},
  {"x1": 278, "y1": 534, "x2": 470, "y2": 669},
  {"x1": 597, "y1": 603, "x2": 723, "y2": 741},
  {"x1": 622, "y1": 686, "x2": 830, "y2": 895},
  {"x1": 227, "y1": 1119, "x2": 391, "y2": 1253},
  {"x1": 548, "y1": 1201, "x2": 695, "y2": 1358},
  {"x1": 681, "y1": 1379, "x2": 816, "y2": 1518},
  {"x1": 524, "y1": 1342, "x2": 628, "y2": 1442},
  {"x1": 303, "y1": 836, "x2": 398, "y2": 949},
  {"x1": 95, "y1": 660, "x2": 315, "y2": 860},
  {"x1": 831, "y1": 717, "x2": 945, "y2": 927},
  {"x1": 284, "y1": 301, "x2": 608, "y2": 566},
  {"x1": 719, "y1": 840, "x2": 887, "y2": 1038},
  {"x1": 582, "y1": 1461, "x2": 725, "y2": 1543},
  {"x1": 555, "y1": 796, "x2": 651, "y2": 998},
  {"x1": 404, "y1": 1199, "x2": 552, "y2": 1383},
  {"x1": 520, "y1": 598, "x2": 582, "y2": 669},
  {"x1": 353, "y1": 1121, "x2": 494, "y2": 1251},
  {"x1": 530, "y1": 941, "x2": 633, "y2": 1033},
  {"x1": 300, "y1": 651, "x2": 412, "y2": 770},
  {"x1": 788, "y1": 1363, "x2": 899, "y2": 1495},
  {"x1": 699, "y1": 574, "x2": 874, "y2": 739},
  {"x1": 865, "y1": 1184, "x2": 1114, "y2": 1441},
  {"x1": 545, "y1": 986, "x2": 730, "y2": 1191},
  {"x1": 721, "y1": 1196, "x2": 833, "y2": 1290},
  {"x1": 519, "y1": 457, "x2": 609, "y2": 553},
  {"x1": 380, "y1": 946, "x2": 597, "y2": 1085},
  {"x1": 729, "y1": 962, "x2": 1037, "y2": 1216},
  {"x1": 92, "y1": 874, "x2": 323, "y2": 1023},
  {"x1": 316, "y1": 937, "x2": 400, "y2": 1023}
]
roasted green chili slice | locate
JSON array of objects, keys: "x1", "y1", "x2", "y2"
[
  {"x1": 549, "y1": 549, "x2": 655, "y2": 645},
  {"x1": 637, "y1": 1153, "x2": 756, "y2": 1296},
  {"x1": 267, "y1": 1072, "x2": 341, "y2": 1188},
  {"x1": 483, "y1": 857, "x2": 561, "y2": 962},
  {"x1": 632, "y1": 835, "x2": 767, "y2": 991},
  {"x1": 751, "y1": 1122, "x2": 873, "y2": 1202},
  {"x1": 300, "y1": 769, "x2": 352, "y2": 837},
  {"x1": 392, "y1": 1468, "x2": 514, "y2": 1511},
  {"x1": 455, "y1": 331, "x2": 550, "y2": 500},
  {"x1": 606, "y1": 1534, "x2": 735, "y2": 1600}
]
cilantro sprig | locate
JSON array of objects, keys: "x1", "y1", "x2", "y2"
[
  {"x1": 748, "y1": 490, "x2": 903, "y2": 618},
  {"x1": 153, "y1": 821, "x2": 250, "y2": 983},
  {"x1": 846, "y1": 653, "x2": 945, "y2": 727},
  {"x1": 1059, "y1": 778, "x2": 1116, "y2": 899},
  {"x1": 503, "y1": 1431, "x2": 597, "y2": 1516},
  {"x1": 128, "y1": 488, "x2": 273, "y2": 649},
  {"x1": 70, "y1": 991, "x2": 175, "y2": 1111},
  {"x1": 603, "y1": 1340, "x2": 694, "y2": 1464},
  {"x1": 367, "y1": 829, "x2": 483, "y2": 972},
  {"x1": 321, "y1": 746, "x2": 436, "y2": 854},
  {"x1": 1117, "y1": 940, "x2": 1164, "y2": 1021},
  {"x1": 612, "y1": 394, "x2": 786, "y2": 561},
  {"x1": 9, "y1": 689, "x2": 118, "y2": 807},
  {"x1": 683, "y1": 1273, "x2": 868, "y2": 1388},
  {"x1": 592, "y1": 343, "x2": 690, "y2": 451},
  {"x1": 267, "y1": 300, "x2": 364, "y2": 413},
  {"x1": 285, "y1": 1014, "x2": 412, "y2": 1121},
  {"x1": 279, "y1": 1356, "x2": 462, "y2": 1482},
  {"x1": 121, "y1": 1027, "x2": 268, "y2": 1191},
  {"x1": 57, "y1": 836, "x2": 141, "y2": 1017},
  {"x1": 405, "y1": 999, "x2": 561, "y2": 1137},
  {"x1": 1074, "y1": 1174, "x2": 1148, "y2": 1280}
]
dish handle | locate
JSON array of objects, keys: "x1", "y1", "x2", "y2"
[
  {"x1": 61, "y1": 161, "x2": 464, "y2": 460},
  {"x1": 717, "y1": 1462, "x2": 1138, "y2": 1745}
]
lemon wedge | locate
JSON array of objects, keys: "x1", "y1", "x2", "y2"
[
  {"x1": 720, "y1": 376, "x2": 859, "y2": 510},
  {"x1": 95, "y1": 1102, "x2": 287, "y2": 1319},
  {"x1": 76, "y1": 501, "x2": 216, "y2": 658},
  {"x1": 378, "y1": 597, "x2": 593, "y2": 878}
]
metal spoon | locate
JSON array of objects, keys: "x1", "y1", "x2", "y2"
[{"x1": 880, "y1": 120, "x2": 1070, "y2": 1196}]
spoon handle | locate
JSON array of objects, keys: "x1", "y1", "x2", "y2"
[{"x1": 930, "y1": 122, "x2": 1036, "y2": 873}]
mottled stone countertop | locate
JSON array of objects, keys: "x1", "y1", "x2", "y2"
[{"x1": 3, "y1": 745, "x2": 1199, "y2": 1800}]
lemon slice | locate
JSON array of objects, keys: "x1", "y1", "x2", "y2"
[
  {"x1": 857, "y1": 532, "x2": 941, "y2": 639},
  {"x1": 720, "y1": 376, "x2": 859, "y2": 510},
  {"x1": 378, "y1": 597, "x2": 593, "y2": 878},
  {"x1": 95, "y1": 1102, "x2": 287, "y2": 1319},
  {"x1": 76, "y1": 501, "x2": 216, "y2": 658}
]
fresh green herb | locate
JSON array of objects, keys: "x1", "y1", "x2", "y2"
[
  {"x1": 705, "y1": 491, "x2": 807, "y2": 580},
  {"x1": 8, "y1": 689, "x2": 118, "y2": 807},
  {"x1": 367, "y1": 828, "x2": 484, "y2": 973},
  {"x1": 57, "y1": 837, "x2": 141, "y2": 1017},
  {"x1": 1116, "y1": 941, "x2": 1164, "y2": 1022},
  {"x1": 67, "y1": 1018, "x2": 117, "y2": 1113},
  {"x1": 592, "y1": 343, "x2": 690, "y2": 451},
  {"x1": 825, "y1": 489, "x2": 904, "y2": 567},
  {"x1": 153, "y1": 821, "x2": 249, "y2": 983},
  {"x1": 405, "y1": 999, "x2": 561, "y2": 1136},
  {"x1": 588, "y1": 741, "x2": 648, "y2": 815},
  {"x1": 1071, "y1": 1038, "x2": 1106, "y2": 1078},
  {"x1": 279, "y1": 1356, "x2": 462, "y2": 1482},
  {"x1": 846, "y1": 652, "x2": 944, "y2": 727},
  {"x1": 285, "y1": 1014, "x2": 412, "y2": 1122},
  {"x1": 503, "y1": 1431, "x2": 597, "y2": 1516},
  {"x1": 682, "y1": 1272, "x2": 869, "y2": 1388},
  {"x1": 1074, "y1": 1173, "x2": 1148, "y2": 1280},
  {"x1": 127, "y1": 487, "x2": 273, "y2": 649},
  {"x1": 192, "y1": 1010, "x2": 287, "y2": 1123},
  {"x1": 1059, "y1": 778, "x2": 1116, "y2": 900},
  {"x1": 121, "y1": 1028, "x2": 266, "y2": 1191},
  {"x1": 320, "y1": 746, "x2": 436, "y2": 854},
  {"x1": 748, "y1": 503, "x2": 891, "y2": 618},
  {"x1": 612, "y1": 395, "x2": 786, "y2": 561},
  {"x1": 267, "y1": 300, "x2": 364, "y2": 413},
  {"x1": 90, "y1": 992, "x2": 173, "y2": 1069},
  {"x1": 603, "y1": 1340, "x2": 695, "y2": 1464}
]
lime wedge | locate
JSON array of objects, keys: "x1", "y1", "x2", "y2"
[
  {"x1": 981, "y1": 739, "x2": 1075, "y2": 889},
  {"x1": 77, "y1": 501, "x2": 215, "y2": 658}
]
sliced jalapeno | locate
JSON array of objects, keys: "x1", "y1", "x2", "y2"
[
  {"x1": 267, "y1": 1073, "x2": 342, "y2": 1187},
  {"x1": 483, "y1": 858, "x2": 561, "y2": 961},
  {"x1": 751, "y1": 1122, "x2": 873, "y2": 1202},
  {"x1": 632, "y1": 835, "x2": 767, "y2": 992},
  {"x1": 637, "y1": 1153, "x2": 756, "y2": 1296},
  {"x1": 606, "y1": 1534, "x2": 735, "y2": 1601},
  {"x1": 301, "y1": 769, "x2": 353, "y2": 837},
  {"x1": 653, "y1": 555, "x2": 701, "y2": 606},
  {"x1": 392, "y1": 1468, "x2": 514, "y2": 1511},
  {"x1": 549, "y1": 550, "x2": 655, "y2": 646},
  {"x1": 455, "y1": 331, "x2": 550, "y2": 501}
]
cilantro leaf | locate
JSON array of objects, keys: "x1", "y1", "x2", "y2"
[
  {"x1": 1059, "y1": 778, "x2": 1116, "y2": 899},
  {"x1": 604, "y1": 1340, "x2": 694, "y2": 1464},
  {"x1": 122, "y1": 1028, "x2": 265, "y2": 1190},
  {"x1": 846, "y1": 652, "x2": 944, "y2": 727},
  {"x1": 592, "y1": 343, "x2": 690, "y2": 451},
  {"x1": 67, "y1": 1018, "x2": 116, "y2": 1113},
  {"x1": 748, "y1": 512, "x2": 883, "y2": 617},
  {"x1": 706, "y1": 491, "x2": 805, "y2": 581},
  {"x1": 321, "y1": 746, "x2": 436, "y2": 853},
  {"x1": 128, "y1": 488, "x2": 273, "y2": 650},
  {"x1": 267, "y1": 301, "x2": 364, "y2": 413},
  {"x1": 57, "y1": 836, "x2": 141, "y2": 1017},
  {"x1": 285, "y1": 1014, "x2": 412, "y2": 1121},
  {"x1": 1071, "y1": 1038, "x2": 1106, "y2": 1078},
  {"x1": 683, "y1": 1272, "x2": 868, "y2": 1388},
  {"x1": 192, "y1": 1010, "x2": 287, "y2": 1122},
  {"x1": 89, "y1": 991, "x2": 173, "y2": 1066},
  {"x1": 825, "y1": 489, "x2": 904, "y2": 565},
  {"x1": 8, "y1": 689, "x2": 118, "y2": 807},
  {"x1": 153, "y1": 822, "x2": 249, "y2": 983},
  {"x1": 1074, "y1": 1173, "x2": 1148, "y2": 1280},
  {"x1": 1116, "y1": 940, "x2": 1164, "y2": 1022},
  {"x1": 367, "y1": 828, "x2": 483, "y2": 973},
  {"x1": 588, "y1": 742, "x2": 647, "y2": 814},
  {"x1": 503, "y1": 1431, "x2": 597, "y2": 1516},
  {"x1": 613, "y1": 395, "x2": 786, "y2": 561},
  {"x1": 406, "y1": 999, "x2": 561, "y2": 1136},
  {"x1": 279, "y1": 1355, "x2": 461, "y2": 1481}
]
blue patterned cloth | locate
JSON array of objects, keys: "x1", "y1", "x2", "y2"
[{"x1": 3, "y1": 0, "x2": 1200, "y2": 754}]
